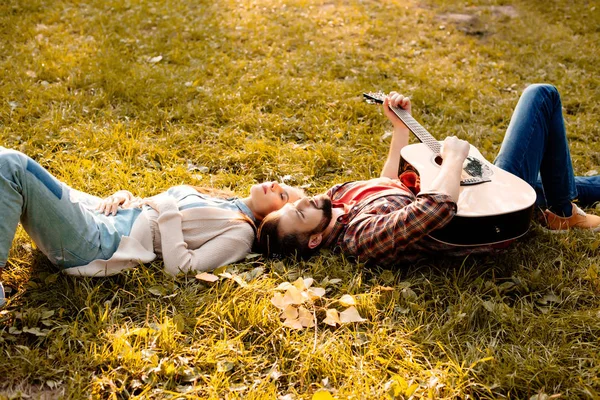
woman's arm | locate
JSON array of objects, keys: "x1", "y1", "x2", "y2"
[{"x1": 146, "y1": 197, "x2": 254, "y2": 276}]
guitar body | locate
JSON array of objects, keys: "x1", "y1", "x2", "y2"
[{"x1": 401, "y1": 143, "x2": 537, "y2": 246}]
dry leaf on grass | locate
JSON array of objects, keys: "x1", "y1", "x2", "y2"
[
  {"x1": 292, "y1": 277, "x2": 314, "y2": 291},
  {"x1": 339, "y1": 294, "x2": 356, "y2": 306},
  {"x1": 275, "y1": 282, "x2": 294, "y2": 291},
  {"x1": 307, "y1": 287, "x2": 326, "y2": 299},
  {"x1": 340, "y1": 306, "x2": 366, "y2": 323},
  {"x1": 281, "y1": 304, "x2": 299, "y2": 320},
  {"x1": 283, "y1": 286, "x2": 308, "y2": 305},
  {"x1": 298, "y1": 306, "x2": 315, "y2": 328},
  {"x1": 283, "y1": 317, "x2": 303, "y2": 330},
  {"x1": 195, "y1": 272, "x2": 219, "y2": 282},
  {"x1": 271, "y1": 292, "x2": 286, "y2": 310},
  {"x1": 323, "y1": 309, "x2": 341, "y2": 326}
]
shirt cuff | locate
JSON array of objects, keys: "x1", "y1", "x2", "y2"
[
  {"x1": 156, "y1": 196, "x2": 179, "y2": 216},
  {"x1": 417, "y1": 191, "x2": 456, "y2": 206}
]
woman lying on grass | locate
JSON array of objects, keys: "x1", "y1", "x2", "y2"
[{"x1": 0, "y1": 147, "x2": 304, "y2": 306}]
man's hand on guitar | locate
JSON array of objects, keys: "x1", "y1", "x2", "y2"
[
  {"x1": 440, "y1": 136, "x2": 470, "y2": 165},
  {"x1": 383, "y1": 91, "x2": 411, "y2": 131}
]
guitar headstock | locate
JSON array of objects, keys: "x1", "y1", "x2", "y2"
[{"x1": 363, "y1": 91, "x2": 385, "y2": 105}]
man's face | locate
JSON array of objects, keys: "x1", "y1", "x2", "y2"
[{"x1": 277, "y1": 194, "x2": 333, "y2": 239}]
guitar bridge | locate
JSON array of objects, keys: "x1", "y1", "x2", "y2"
[{"x1": 460, "y1": 177, "x2": 491, "y2": 186}]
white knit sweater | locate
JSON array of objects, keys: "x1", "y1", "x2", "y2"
[{"x1": 63, "y1": 196, "x2": 255, "y2": 277}]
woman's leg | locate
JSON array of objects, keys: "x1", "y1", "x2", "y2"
[
  {"x1": 494, "y1": 84, "x2": 600, "y2": 215},
  {"x1": 0, "y1": 148, "x2": 121, "y2": 269}
]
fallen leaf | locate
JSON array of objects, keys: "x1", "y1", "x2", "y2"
[
  {"x1": 307, "y1": 287, "x2": 325, "y2": 300},
  {"x1": 271, "y1": 292, "x2": 286, "y2": 310},
  {"x1": 242, "y1": 266, "x2": 264, "y2": 281},
  {"x1": 275, "y1": 282, "x2": 293, "y2": 291},
  {"x1": 22, "y1": 327, "x2": 48, "y2": 336},
  {"x1": 323, "y1": 309, "x2": 341, "y2": 326},
  {"x1": 283, "y1": 317, "x2": 303, "y2": 330},
  {"x1": 217, "y1": 360, "x2": 234, "y2": 372},
  {"x1": 339, "y1": 306, "x2": 366, "y2": 323},
  {"x1": 213, "y1": 265, "x2": 228, "y2": 275},
  {"x1": 298, "y1": 306, "x2": 315, "y2": 328},
  {"x1": 303, "y1": 277, "x2": 314, "y2": 289},
  {"x1": 283, "y1": 286, "x2": 307, "y2": 305},
  {"x1": 281, "y1": 304, "x2": 299, "y2": 320},
  {"x1": 196, "y1": 272, "x2": 219, "y2": 282},
  {"x1": 8, "y1": 326, "x2": 22, "y2": 335},
  {"x1": 148, "y1": 286, "x2": 167, "y2": 296},
  {"x1": 338, "y1": 294, "x2": 356, "y2": 307},
  {"x1": 231, "y1": 274, "x2": 248, "y2": 287},
  {"x1": 537, "y1": 293, "x2": 560, "y2": 305},
  {"x1": 292, "y1": 277, "x2": 307, "y2": 291}
]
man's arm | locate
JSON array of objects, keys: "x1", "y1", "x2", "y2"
[
  {"x1": 380, "y1": 93, "x2": 411, "y2": 179},
  {"x1": 378, "y1": 90, "x2": 469, "y2": 201},
  {"x1": 425, "y1": 136, "x2": 470, "y2": 203}
]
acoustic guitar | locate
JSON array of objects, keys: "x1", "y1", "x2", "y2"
[{"x1": 364, "y1": 92, "x2": 537, "y2": 246}]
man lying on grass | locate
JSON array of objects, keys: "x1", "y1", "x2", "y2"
[{"x1": 258, "y1": 84, "x2": 600, "y2": 265}]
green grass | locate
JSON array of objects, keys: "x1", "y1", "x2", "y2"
[{"x1": 1, "y1": 0, "x2": 600, "y2": 398}]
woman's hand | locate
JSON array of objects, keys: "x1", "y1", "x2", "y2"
[{"x1": 96, "y1": 190, "x2": 138, "y2": 216}]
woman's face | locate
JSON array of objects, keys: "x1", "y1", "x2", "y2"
[{"x1": 250, "y1": 182, "x2": 305, "y2": 218}]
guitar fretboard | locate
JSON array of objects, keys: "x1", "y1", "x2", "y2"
[{"x1": 387, "y1": 105, "x2": 441, "y2": 154}]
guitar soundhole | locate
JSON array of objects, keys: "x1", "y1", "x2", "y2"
[{"x1": 434, "y1": 155, "x2": 443, "y2": 166}]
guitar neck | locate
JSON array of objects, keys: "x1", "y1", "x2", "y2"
[{"x1": 388, "y1": 105, "x2": 441, "y2": 154}]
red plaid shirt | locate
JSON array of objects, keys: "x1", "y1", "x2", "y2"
[{"x1": 323, "y1": 175, "x2": 491, "y2": 266}]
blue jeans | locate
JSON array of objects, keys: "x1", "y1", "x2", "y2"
[
  {"x1": 0, "y1": 148, "x2": 141, "y2": 269},
  {"x1": 494, "y1": 84, "x2": 600, "y2": 215}
]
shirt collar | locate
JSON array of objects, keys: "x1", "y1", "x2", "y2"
[
  {"x1": 233, "y1": 199, "x2": 257, "y2": 224},
  {"x1": 324, "y1": 208, "x2": 349, "y2": 249}
]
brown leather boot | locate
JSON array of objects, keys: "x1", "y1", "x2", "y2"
[{"x1": 543, "y1": 203, "x2": 600, "y2": 232}]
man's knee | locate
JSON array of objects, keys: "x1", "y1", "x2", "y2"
[{"x1": 524, "y1": 83, "x2": 559, "y2": 100}]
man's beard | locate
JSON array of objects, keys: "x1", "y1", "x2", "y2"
[{"x1": 311, "y1": 195, "x2": 333, "y2": 234}]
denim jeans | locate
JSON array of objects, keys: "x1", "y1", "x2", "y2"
[
  {"x1": 494, "y1": 84, "x2": 600, "y2": 215},
  {"x1": 0, "y1": 148, "x2": 141, "y2": 269}
]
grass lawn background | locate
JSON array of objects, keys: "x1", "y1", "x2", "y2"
[{"x1": 1, "y1": 0, "x2": 599, "y2": 398}]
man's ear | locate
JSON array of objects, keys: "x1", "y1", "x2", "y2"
[{"x1": 308, "y1": 233, "x2": 322, "y2": 249}]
